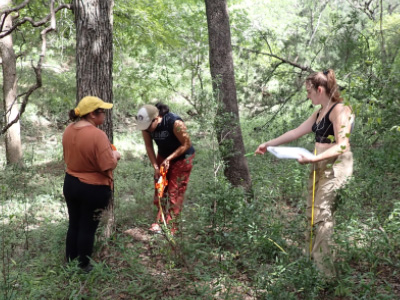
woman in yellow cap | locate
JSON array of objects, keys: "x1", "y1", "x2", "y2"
[{"x1": 62, "y1": 96, "x2": 120, "y2": 272}]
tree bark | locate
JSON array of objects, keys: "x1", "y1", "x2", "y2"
[
  {"x1": 73, "y1": 0, "x2": 114, "y2": 141},
  {"x1": 1, "y1": 0, "x2": 23, "y2": 165},
  {"x1": 73, "y1": 0, "x2": 115, "y2": 237},
  {"x1": 205, "y1": 0, "x2": 252, "y2": 192}
]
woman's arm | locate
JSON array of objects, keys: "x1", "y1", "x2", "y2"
[
  {"x1": 142, "y1": 131, "x2": 159, "y2": 172},
  {"x1": 255, "y1": 110, "x2": 318, "y2": 154},
  {"x1": 298, "y1": 104, "x2": 352, "y2": 163},
  {"x1": 106, "y1": 154, "x2": 118, "y2": 171},
  {"x1": 113, "y1": 150, "x2": 121, "y2": 161},
  {"x1": 96, "y1": 131, "x2": 119, "y2": 171},
  {"x1": 162, "y1": 120, "x2": 191, "y2": 168}
]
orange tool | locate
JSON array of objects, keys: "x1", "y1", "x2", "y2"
[{"x1": 155, "y1": 166, "x2": 168, "y2": 227}]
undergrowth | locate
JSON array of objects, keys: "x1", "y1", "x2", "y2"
[{"x1": 0, "y1": 103, "x2": 399, "y2": 299}]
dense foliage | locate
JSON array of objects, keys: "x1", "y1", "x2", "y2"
[{"x1": 1, "y1": 0, "x2": 399, "y2": 299}]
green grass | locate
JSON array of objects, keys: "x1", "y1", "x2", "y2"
[{"x1": 1, "y1": 106, "x2": 399, "y2": 299}]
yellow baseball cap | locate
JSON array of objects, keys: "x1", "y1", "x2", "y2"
[{"x1": 74, "y1": 96, "x2": 113, "y2": 117}]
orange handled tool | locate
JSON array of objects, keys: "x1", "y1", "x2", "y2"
[
  {"x1": 155, "y1": 166, "x2": 168, "y2": 198},
  {"x1": 155, "y1": 166, "x2": 168, "y2": 226}
]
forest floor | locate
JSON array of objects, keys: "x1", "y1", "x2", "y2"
[
  {"x1": 119, "y1": 228, "x2": 256, "y2": 299},
  {"x1": 1, "y1": 113, "x2": 399, "y2": 299}
]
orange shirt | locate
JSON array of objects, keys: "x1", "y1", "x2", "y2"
[{"x1": 62, "y1": 123, "x2": 117, "y2": 188}]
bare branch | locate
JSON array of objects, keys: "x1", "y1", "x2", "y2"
[
  {"x1": 388, "y1": 4, "x2": 399, "y2": 14},
  {"x1": 254, "y1": 91, "x2": 300, "y2": 131},
  {"x1": 0, "y1": 0, "x2": 30, "y2": 32},
  {"x1": 379, "y1": 0, "x2": 387, "y2": 62},
  {"x1": 0, "y1": 0, "x2": 30, "y2": 15},
  {"x1": 346, "y1": 0, "x2": 378, "y2": 21},
  {"x1": 1, "y1": 0, "x2": 61, "y2": 135},
  {"x1": 164, "y1": 65, "x2": 203, "y2": 116},
  {"x1": 1, "y1": 64, "x2": 42, "y2": 135},
  {"x1": 233, "y1": 45, "x2": 315, "y2": 73},
  {"x1": 0, "y1": 3, "x2": 72, "y2": 39},
  {"x1": 308, "y1": 1, "x2": 328, "y2": 47},
  {"x1": 259, "y1": 30, "x2": 273, "y2": 54}
]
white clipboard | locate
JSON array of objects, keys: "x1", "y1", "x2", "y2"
[{"x1": 267, "y1": 146, "x2": 315, "y2": 160}]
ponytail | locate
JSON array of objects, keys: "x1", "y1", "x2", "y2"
[
  {"x1": 155, "y1": 102, "x2": 170, "y2": 117},
  {"x1": 68, "y1": 109, "x2": 79, "y2": 121},
  {"x1": 306, "y1": 69, "x2": 342, "y2": 102}
]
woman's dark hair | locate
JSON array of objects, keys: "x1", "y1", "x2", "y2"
[
  {"x1": 155, "y1": 102, "x2": 170, "y2": 117},
  {"x1": 68, "y1": 108, "x2": 101, "y2": 122},
  {"x1": 68, "y1": 109, "x2": 79, "y2": 121},
  {"x1": 306, "y1": 69, "x2": 343, "y2": 103}
]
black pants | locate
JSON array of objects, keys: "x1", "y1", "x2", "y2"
[{"x1": 63, "y1": 173, "x2": 111, "y2": 267}]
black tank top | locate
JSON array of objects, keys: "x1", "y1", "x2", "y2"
[
  {"x1": 311, "y1": 103, "x2": 339, "y2": 143},
  {"x1": 151, "y1": 112, "x2": 195, "y2": 160}
]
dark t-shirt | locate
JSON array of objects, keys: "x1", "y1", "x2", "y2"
[{"x1": 150, "y1": 112, "x2": 195, "y2": 160}]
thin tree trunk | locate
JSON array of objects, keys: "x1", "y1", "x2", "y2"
[
  {"x1": 205, "y1": 0, "x2": 252, "y2": 193},
  {"x1": 73, "y1": 0, "x2": 115, "y2": 237},
  {"x1": 0, "y1": 0, "x2": 23, "y2": 165}
]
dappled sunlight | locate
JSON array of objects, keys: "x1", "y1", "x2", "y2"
[
  {"x1": 113, "y1": 130, "x2": 147, "y2": 159},
  {"x1": 0, "y1": 194, "x2": 67, "y2": 227},
  {"x1": 0, "y1": 0, "x2": 399, "y2": 298}
]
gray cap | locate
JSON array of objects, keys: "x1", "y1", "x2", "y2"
[{"x1": 135, "y1": 104, "x2": 159, "y2": 130}]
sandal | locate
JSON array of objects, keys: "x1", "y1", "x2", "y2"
[{"x1": 149, "y1": 223, "x2": 161, "y2": 234}]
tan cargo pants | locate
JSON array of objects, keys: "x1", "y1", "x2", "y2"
[{"x1": 306, "y1": 151, "x2": 353, "y2": 276}]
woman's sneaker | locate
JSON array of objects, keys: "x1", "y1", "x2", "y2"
[{"x1": 149, "y1": 223, "x2": 161, "y2": 234}]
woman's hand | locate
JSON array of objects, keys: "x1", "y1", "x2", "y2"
[
  {"x1": 255, "y1": 143, "x2": 268, "y2": 155},
  {"x1": 154, "y1": 166, "x2": 160, "y2": 181},
  {"x1": 161, "y1": 159, "x2": 170, "y2": 171}
]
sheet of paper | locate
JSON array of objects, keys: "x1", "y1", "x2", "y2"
[{"x1": 267, "y1": 146, "x2": 315, "y2": 160}]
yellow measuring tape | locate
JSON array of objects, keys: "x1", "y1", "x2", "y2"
[{"x1": 309, "y1": 148, "x2": 317, "y2": 258}]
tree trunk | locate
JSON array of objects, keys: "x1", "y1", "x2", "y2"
[
  {"x1": 205, "y1": 0, "x2": 252, "y2": 192},
  {"x1": 73, "y1": 0, "x2": 115, "y2": 237},
  {"x1": 73, "y1": 0, "x2": 114, "y2": 141},
  {"x1": 0, "y1": 0, "x2": 23, "y2": 165}
]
